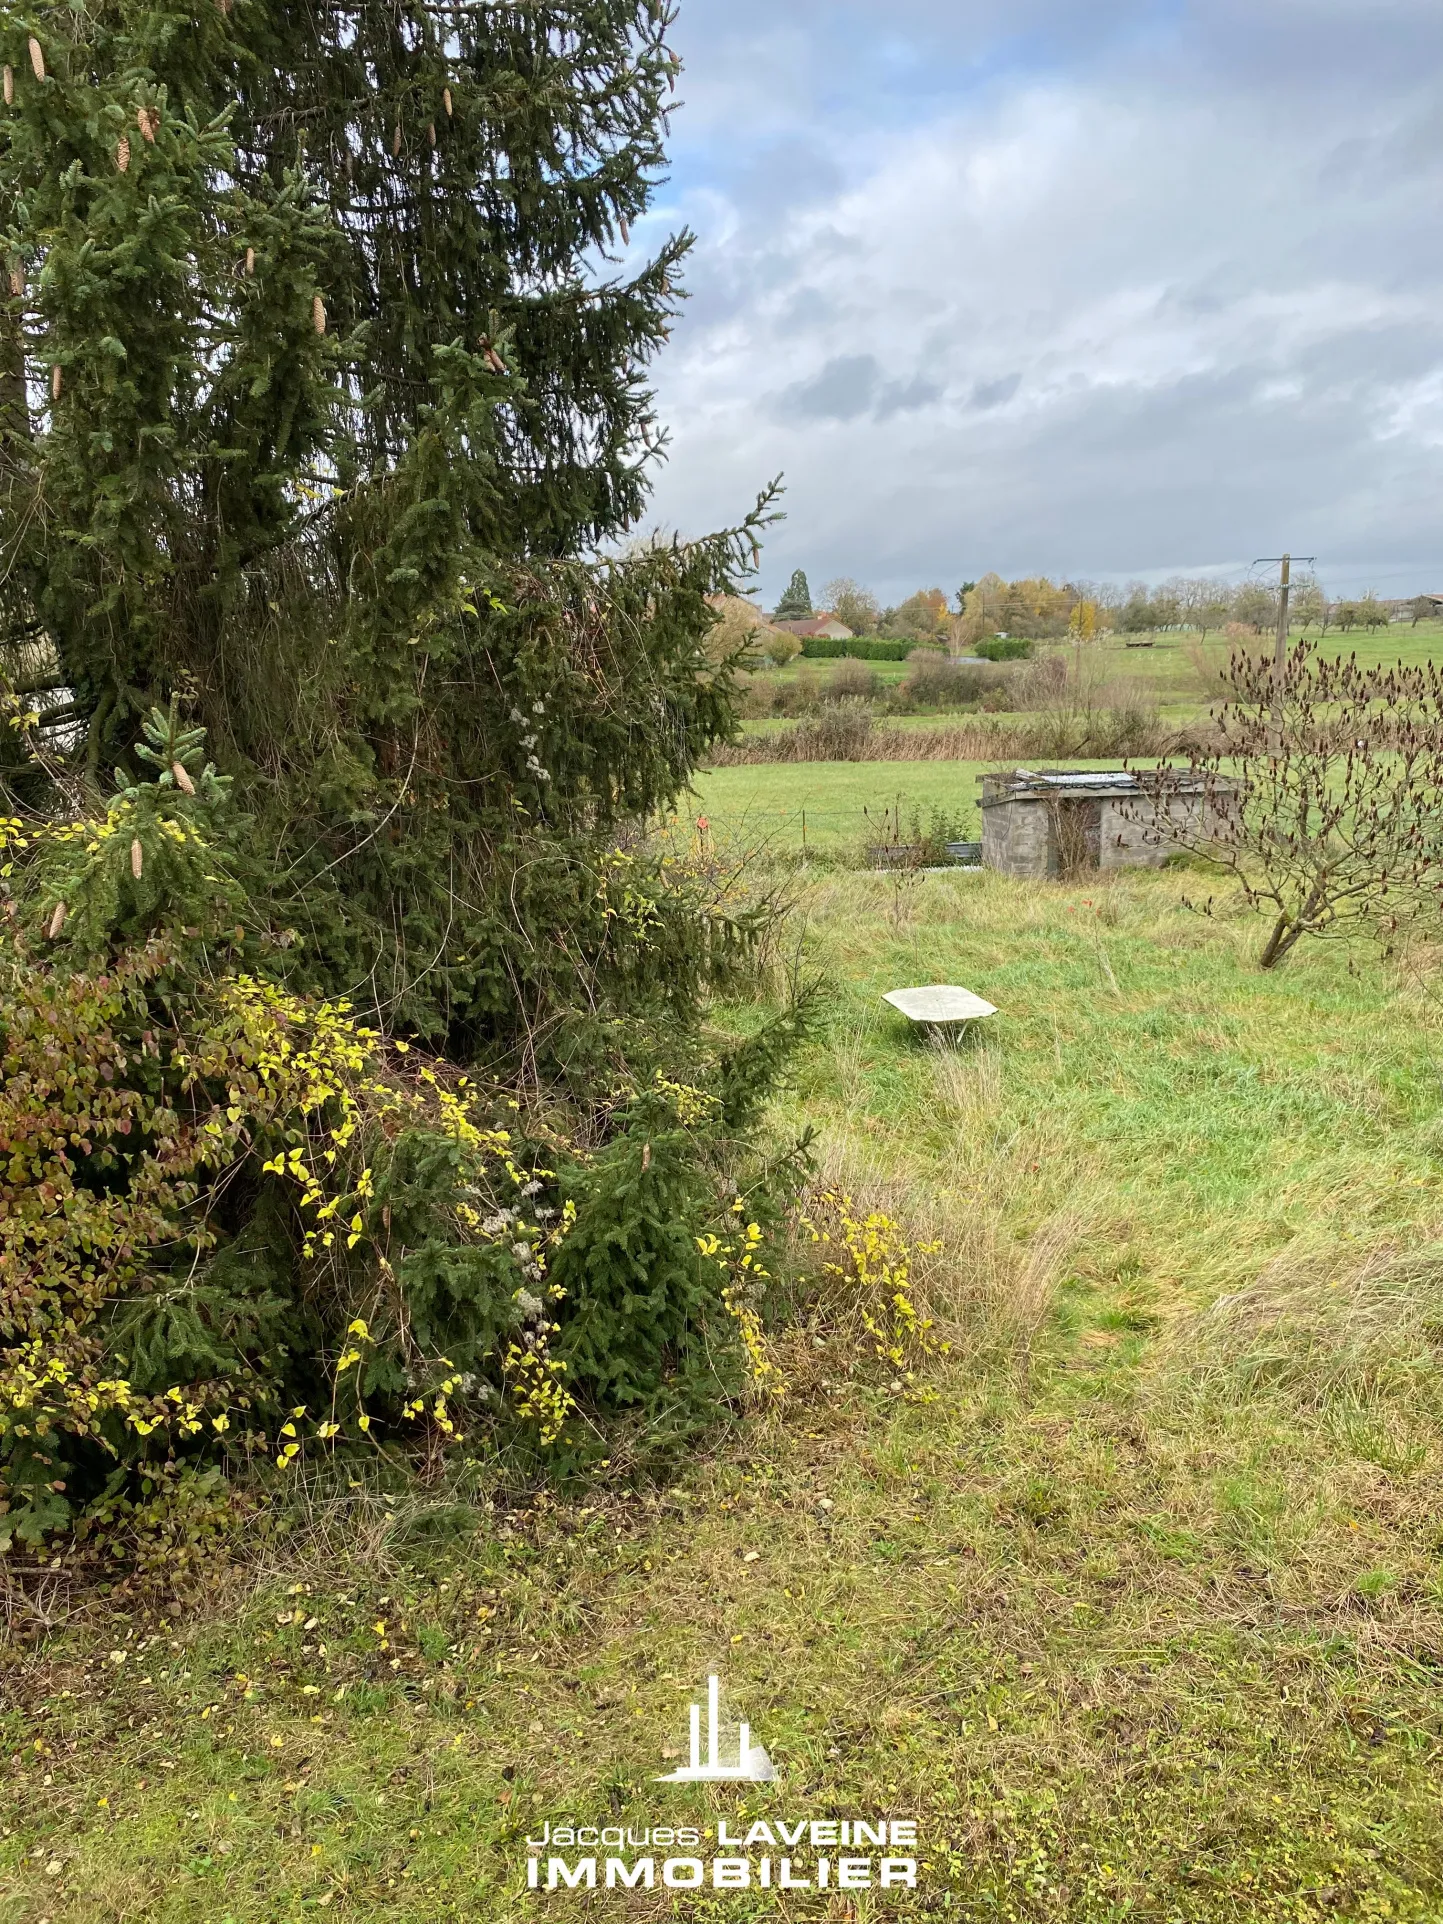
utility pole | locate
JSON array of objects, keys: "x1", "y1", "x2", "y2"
[{"x1": 1255, "y1": 553, "x2": 1315, "y2": 746}]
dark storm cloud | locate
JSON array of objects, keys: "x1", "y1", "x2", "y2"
[{"x1": 640, "y1": 0, "x2": 1443, "y2": 600}]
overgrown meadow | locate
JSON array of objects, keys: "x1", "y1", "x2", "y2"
[
  {"x1": 4, "y1": 0, "x2": 1442, "y2": 1915},
  {"x1": 7, "y1": 852, "x2": 1443, "y2": 1921}
]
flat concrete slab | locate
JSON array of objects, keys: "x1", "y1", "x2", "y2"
[{"x1": 882, "y1": 985, "x2": 998, "y2": 1025}]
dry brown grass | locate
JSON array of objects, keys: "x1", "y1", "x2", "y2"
[
  {"x1": 1162, "y1": 1232, "x2": 1443, "y2": 1416},
  {"x1": 711, "y1": 691, "x2": 1191, "y2": 767},
  {"x1": 709, "y1": 718, "x2": 1024, "y2": 765},
  {"x1": 802, "y1": 1118, "x2": 1094, "y2": 1370}
]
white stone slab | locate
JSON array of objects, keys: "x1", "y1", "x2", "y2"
[{"x1": 882, "y1": 985, "x2": 998, "y2": 1024}]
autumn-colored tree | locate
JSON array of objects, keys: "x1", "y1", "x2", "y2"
[
  {"x1": 957, "y1": 574, "x2": 1076, "y2": 648},
  {"x1": 703, "y1": 595, "x2": 779, "y2": 666},
  {"x1": 1068, "y1": 599, "x2": 1098, "y2": 642},
  {"x1": 885, "y1": 587, "x2": 950, "y2": 643}
]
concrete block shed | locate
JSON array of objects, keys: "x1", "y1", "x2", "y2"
[{"x1": 978, "y1": 768, "x2": 1225, "y2": 879}]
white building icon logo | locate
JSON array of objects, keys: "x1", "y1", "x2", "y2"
[{"x1": 655, "y1": 1674, "x2": 776, "y2": 1783}]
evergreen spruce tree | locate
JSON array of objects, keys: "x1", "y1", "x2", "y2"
[
  {"x1": 774, "y1": 568, "x2": 811, "y2": 620},
  {"x1": 0, "y1": 2, "x2": 808, "y2": 1518},
  {"x1": 1, "y1": 0, "x2": 776, "y2": 1072}
]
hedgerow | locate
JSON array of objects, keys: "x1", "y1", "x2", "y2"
[{"x1": 800, "y1": 637, "x2": 918, "y2": 661}]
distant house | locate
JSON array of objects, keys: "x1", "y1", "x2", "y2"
[
  {"x1": 770, "y1": 617, "x2": 854, "y2": 641},
  {"x1": 979, "y1": 767, "x2": 1235, "y2": 879}
]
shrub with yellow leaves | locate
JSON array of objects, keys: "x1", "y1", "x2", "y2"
[
  {"x1": 0, "y1": 713, "x2": 585, "y2": 1555},
  {"x1": 698, "y1": 1204, "x2": 787, "y2": 1403},
  {"x1": 0, "y1": 702, "x2": 812, "y2": 1552},
  {"x1": 0, "y1": 914, "x2": 579, "y2": 1555},
  {"x1": 801, "y1": 1189, "x2": 949, "y2": 1399}
]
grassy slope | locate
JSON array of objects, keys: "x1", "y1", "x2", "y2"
[{"x1": 7, "y1": 865, "x2": 1443, "y2": 1921}]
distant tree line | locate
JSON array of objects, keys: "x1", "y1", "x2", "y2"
[{"x1": 769, "y1": 569, "x2": 1436, "y2": 652}]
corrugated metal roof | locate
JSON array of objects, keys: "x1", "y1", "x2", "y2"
[{"x1": 1023, "y1": 770, "x2": 1135, "y2": 787}]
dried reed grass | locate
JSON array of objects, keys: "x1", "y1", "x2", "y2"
[
  {"x1": 710, "y1": 702, "x2": 1194, "y2": 768},
  {"x1": 709, "y1": 719, "x2": 1022, "y2": 766}
]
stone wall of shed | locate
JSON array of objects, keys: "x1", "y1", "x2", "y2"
[
  {"x1": 981, "y1": 799, "x2": 1053, "y2": 878},
  {"x1": 1099, "y1": 794, "x2": 1206, "y2": 869}
]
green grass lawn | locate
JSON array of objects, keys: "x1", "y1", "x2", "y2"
[
  {"x1": 690, "y1": 758, "x2": 1149, "y2": 854},
  {"x1": 7, "y1": 868, "x2": 1443, "y2": 1922},
  {"x1": 691, "y1": 758, "x2": 994, "y2": 850},
  {"x1": 763, "y1": 656, "x2": 912, "y2": 686},
  {"x1": 1056, "y1": 621, "x2": 1443, "y2": 716}
]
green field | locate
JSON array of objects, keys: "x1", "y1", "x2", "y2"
[
  {"x1": 691, "y1": 758, "x2": 1152, "y2": 853},
  {"x1": 754, "y1": 620, "x2": 1443, "y2": 727},
  {"x1": 9, "y1": 861, "x2": 1443, "y2": 1921},
  {"x1": 692, "y1": 758, "x2": 993, "y2": 850},
  {"x1": 1054, "y1": 620, "x2": 1443, "y2": 719}
]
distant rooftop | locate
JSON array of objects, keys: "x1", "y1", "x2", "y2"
[{"x1": 771, "y1": 616, "x2": 854, "y2": 639}]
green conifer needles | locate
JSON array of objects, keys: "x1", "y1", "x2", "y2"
[{"x1": 0, "y1": 5, "x2": 805, "y2": 1541}]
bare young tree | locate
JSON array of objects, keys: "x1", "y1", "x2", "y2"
[
  {"x1": 1290, "y1": 578, "x2": 1326, "y2": 634},
  {"x1": 820, "y1": 577, "x2": 882, "y2": 637},
  {"x1": 1233, "y1": 581, "x2": 1278, "y2": 634},
  {"x1": 1139, "y1": 642, "x2": 1443, "y2": 968}
]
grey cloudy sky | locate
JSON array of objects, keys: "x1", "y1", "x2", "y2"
[{"x1": 631, "y1": 0, "x2": 1443, "y2": 606}]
